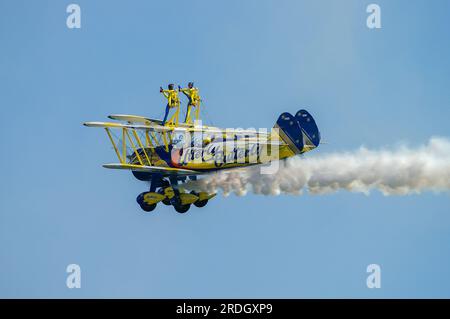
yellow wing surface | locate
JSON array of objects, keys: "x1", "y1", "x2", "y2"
[
  {"x1": 85, "y1": 115, "x2": 278, "y2": 140},
  {"x1": 102, "y1": 163, "x2": 203, "y2": 176}
]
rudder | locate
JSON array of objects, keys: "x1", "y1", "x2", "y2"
[{"x1": 295, "y1": 109, "x2": 321, "y2": 148}]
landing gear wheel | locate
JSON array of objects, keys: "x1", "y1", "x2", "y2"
[
  {"x1": 157, "y1": 188, "x2": 171, "y2": 206},
  {"x1": 136, "y1": 192, "x2": 157, "y2": 212},
  {"x1": 191, "y1": 191, "x2": 208, "y2": 208},
  {"x1": 194, "y1": 200, "x2": 208, "y2": 208},
  {"x1": 173, "y1": 203, "x2": 191, "y2": 214},
  {"x1": 140, "y1": 202, "x2": 157, "y2": 212},
  {"x1": 171, "y1": 196, "x2": 191, "y2": 213}
]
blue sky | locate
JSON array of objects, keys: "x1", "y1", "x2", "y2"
[{"x1": 1, "y1": 0, "x2": 449, "y2": 298}]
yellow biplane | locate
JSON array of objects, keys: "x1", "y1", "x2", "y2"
[{"x1": 84, "y1": 105, "x2": 321, "y2": 213}]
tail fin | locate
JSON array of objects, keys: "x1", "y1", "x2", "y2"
[
  {"x1": 274, "y1": 109, "x2": 321, "y2": 154},
  {"x1": 274, "y1": 112, "x2": 304, "y2": 154},
  {"x1": 295, "y1": 109, "x2": 321, "y2": 148}
]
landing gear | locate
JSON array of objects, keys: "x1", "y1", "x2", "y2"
[
  {"x1": 170, "y1": 196, "x2": 191, "y2": 213},
  {"x1": 157, "y1": 188, "x2": 171, "y2": 205},
  {"x1": 191, "y1": 191, "x2": 208, "y2": 208},
  {"x1": 173, "y1": 203, "x2": 191, "y2": 214},
  {"x1": 135, "y1": 177, "x2": 214, "y2": 213},
  {"x1": 141, "y1": 202, "x2": 157, "y2": 212},
  {"x1": 136, "y1": 192, "x2": 157, "y2": 212},
  {"x1": 194, "y1": 200, "x2": 208, "y2": 208}
]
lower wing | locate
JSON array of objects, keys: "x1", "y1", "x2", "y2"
[{"x1": 102, "y1": 163, "x2": 204, "y2": 177}]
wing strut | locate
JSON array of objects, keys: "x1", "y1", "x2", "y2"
[{"x1": 105, "y1": 128, "x2": 124, "y2": 164}]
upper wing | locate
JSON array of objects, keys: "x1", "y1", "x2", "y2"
[
  {"x1": 102, "y1": 163, "x2": 204, "y2": 176},
  {"x1": 83, "y1": 121, "x2": 173, "y2": 132},
  {"x1": 106, "y1": 114, "x2": 274, "y2": 137},
  {"x1": 84, "y1": 120, "x2": 274, "y2": 138},
  {"x1": 108, "y1": 114, "x2": 192, "y2": 128}
]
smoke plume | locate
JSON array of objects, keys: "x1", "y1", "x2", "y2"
[{"x1": 188, "y1": 137, "x2": 450, "y2": 196}]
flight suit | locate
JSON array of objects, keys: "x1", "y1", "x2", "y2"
[
  {"x1": 180, "y1": 87, "x2": 201, "y2": 124},
  {"x1": 161, "y1": 89, "x2": 181, "y2": 125}
]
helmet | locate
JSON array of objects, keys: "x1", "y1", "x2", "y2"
[
  {"x1": 188, "y1": 82, "x2": 194, "y2": 88},
  {"x1": 168, "y1": 83, "x2": 174, "y2": 90}
]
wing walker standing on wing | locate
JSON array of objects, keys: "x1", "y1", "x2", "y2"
[
  {"x1": 160, "y1": 83, "x2": 181, "y2": 126},
  {"x1": 179, "y1": 82, "x2": 201, "y2": 124}
]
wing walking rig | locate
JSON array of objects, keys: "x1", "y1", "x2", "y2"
[{"x1": 84, "y1": 95, "x2": 321, "y2": 214}]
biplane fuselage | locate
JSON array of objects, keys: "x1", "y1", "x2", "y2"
[{"x1": 84, "y1": 110, "x2": 320, "y2": 213}]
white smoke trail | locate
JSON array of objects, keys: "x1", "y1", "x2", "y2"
[{"x1": 188, "y1": 137, "x2": 450, "y2": 196}]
